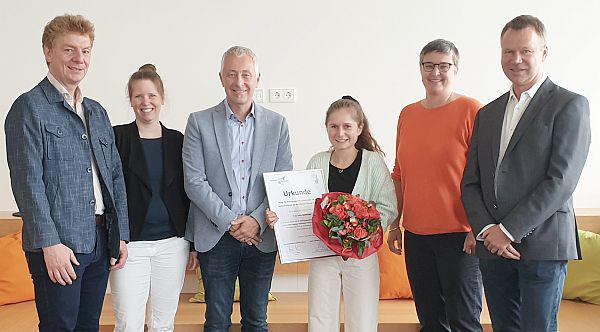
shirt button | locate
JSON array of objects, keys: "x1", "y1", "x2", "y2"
[
  {"x1": 57, "y1": 129, "x2": 63, "y2": 135},
  {"x1": 493, "y1": 204, "x2": 498, "y2": 209},
  {"x1": 90, "y1": 199, "x2": 95, "y2": 205},
  {"x1": 81, "y1": 134, "x2": 88, "y2": 140},
  {"x1": 86, "y1": 167, "x2": 92, "y2": 173},
  {"x1": 242, "y1": 196, "x2": 245, "y2": 199},
  {"x1": 242, "y1": 160, "x2": 244, "y2": 163},
  {"x1": 242, "y1": 177, "x2": 245, "y2": 180}
]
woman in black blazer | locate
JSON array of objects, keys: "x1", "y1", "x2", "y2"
[{"x1": 109, "y1": 64, "x2": 196, "y2": 332}]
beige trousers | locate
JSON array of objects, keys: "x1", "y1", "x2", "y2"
[{"x1": 308, "y1": 253, "x2": 380, "y2": 332}]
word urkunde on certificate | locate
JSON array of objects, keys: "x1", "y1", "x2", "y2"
[{"x1": 263, "y1": 169, "x2": 335, "y2": 264}]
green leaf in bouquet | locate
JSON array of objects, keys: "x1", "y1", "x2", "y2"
[
  {"x1": 330, "y1": 225, "x2": 344, "y2": 233},
  {"x1": 347, "y1": 210, "x2": 355, "y2": 218},
  {"x1": 357, "y1": 242, "x2": 365, "y2": 257},
  {"x1": 326, "y1": 213, "x2": 342, "y2": 223}
]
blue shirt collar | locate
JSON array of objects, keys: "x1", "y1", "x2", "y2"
[{"x1": 224, "y1": 100, "x2": 255, "y2": 122}]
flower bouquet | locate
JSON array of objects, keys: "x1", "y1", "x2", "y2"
[{"x1": 312, "y1": 192, "x2": 383, "y2": 260}]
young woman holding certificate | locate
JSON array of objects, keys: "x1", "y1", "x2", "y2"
[{"x1": 266, "y1": 96, "x2": 397, "y2": 332}]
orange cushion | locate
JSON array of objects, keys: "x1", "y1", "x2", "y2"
[
  {"x1": 378, "y1": 230, "x2": 412, "y2": 299},
  {"x1": 0, "y1": 232, "x2": 34, "y2": 305}
]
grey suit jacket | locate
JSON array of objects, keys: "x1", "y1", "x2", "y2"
[
  {"x1": 461, "y1": 78, "x2": 590, "y2": 260},
  {"x1": 183, "y1": 101, "x2": 293, "y2": 253},
  {"x1": 5, "y1": 78, "x2": 130, "y2": 256}
]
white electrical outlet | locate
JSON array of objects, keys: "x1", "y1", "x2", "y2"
[
  {"x1": 254, "y1": 88, "x2": 264, "y2": 103},
  {"x1": 269, "y1": 88, "x2": 296, "y2": 103}
]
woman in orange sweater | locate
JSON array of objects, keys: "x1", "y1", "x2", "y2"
[{"x1": 387, "y1": 39, "x2": 483, "y2": 332}]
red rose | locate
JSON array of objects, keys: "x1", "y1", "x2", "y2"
[
  {"x1": 329, "y1": 204, "x2": 349, "y2": 220},
  {"x1": 367, "y1": 206, "x2": 380, "y2": 220},
  {"x1": 353, "y1": 226, "x2": 368, "y2": 240},
  {"x1": 351, "y1": 203, "x2": 368, "y2": 219}
]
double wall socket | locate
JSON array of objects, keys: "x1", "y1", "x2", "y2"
[{"x1": 269, "y1": 88, "x2": 296, "y2": 103}]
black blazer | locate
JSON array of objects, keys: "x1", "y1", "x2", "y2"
[{"x1": 113, "y1": 121, "x2": 190, "y2": 239}]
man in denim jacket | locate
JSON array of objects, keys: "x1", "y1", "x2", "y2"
[{"x1": 4, "y1": 14, "x2": 129, "y2": 331}]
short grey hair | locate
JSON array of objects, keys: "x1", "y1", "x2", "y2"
[
  {"x1": 419, "y1": 39, "x2": 460, "y2": 69},
  {"x1": 220, "y1": 46, "x2": 259, "y2": 75}
]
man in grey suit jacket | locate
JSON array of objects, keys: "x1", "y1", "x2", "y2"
[
  {"x1": 183, "y1": 46, "x2": 293, "y2": 332},
  {"x1": 461, "y1": 15, "x2": 590, "y2": 332},
  {"x1": 4, "y1": 14, "x2": 129, "y2": 331}
]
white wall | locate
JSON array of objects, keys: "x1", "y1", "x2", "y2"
[{"x1": 1, "y1": 0, "x2": 598, "y2": 210}]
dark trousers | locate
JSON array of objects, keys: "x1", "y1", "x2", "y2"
[
  {"x1": 479, "y1": 258, "x2": 567, "y2": 332},
  {"x1": 198, "y1": 233, "x2": 276, "y2": 332},
  {"x1": 25, "y1": 225, "x2": 109, "y2": 332},
  {"x1": 404, "y1": 231, "x2": 483, "y2": 332}
]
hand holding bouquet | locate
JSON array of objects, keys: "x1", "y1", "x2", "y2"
[{"x1": 312, "y1": 192, "x2": 383, "y2": 259}]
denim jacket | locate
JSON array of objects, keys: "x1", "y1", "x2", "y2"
[{"x1": 5, "y1": 78, "x2": 129, "y2": 258}]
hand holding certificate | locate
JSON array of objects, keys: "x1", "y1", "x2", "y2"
[{"x1": 263, "y1": 170, "x2": 335, "y2": 264}]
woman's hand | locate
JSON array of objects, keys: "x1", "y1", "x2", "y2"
[
  {"x1": 265, "y1": 208, "x2": 279, "y2": 228},
  {"x1": 187, "y1": 251, "x2": 198, "y2": 270},
  {"x1": 387, "y1": 226, "x2": 403, "y2": 255},
  {"x1": 463, "y1": 231, "x2": 476, "y2": 255}
]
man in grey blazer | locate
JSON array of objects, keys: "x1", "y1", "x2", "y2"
[
  {"x1": 5, "y1": 14, "x2": 129, "y2": 331},
  {"x1": 461, "y1": 15, "x2": 590, "y2": 332},
  {"x1": 183, "y1": 46, "x2": 293, "y2": 331}
]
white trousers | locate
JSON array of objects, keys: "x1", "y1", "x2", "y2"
[
  {"x1": 110, "y1": 236, "x2": 189, "y2": 332},
  {"x1": 308, "y1": 253, "x2": 380, "y2": 332}
]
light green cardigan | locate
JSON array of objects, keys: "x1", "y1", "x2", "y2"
[{"x1": 306, "y1": 150, "x2": 398, "y2": 228}]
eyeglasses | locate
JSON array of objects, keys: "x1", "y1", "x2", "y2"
[{"x1": 421, "y1": 62, "x2": 453, "y2": 72}]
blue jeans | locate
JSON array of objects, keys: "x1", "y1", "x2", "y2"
[
  {"x1": 25, "y1": 225, "x2": 109, "y2": 332},
  {"x1": 404, "y1": 231, "x2": 483, "y2": 332},
  {"x1": 479, "y1": 258, "x2": 567, "y2": 332},
  {"x1": 198, "y1": 233, "x2": 276, "y2": 332}
]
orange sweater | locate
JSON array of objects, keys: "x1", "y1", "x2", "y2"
[{"x1": 392, "y1": 96, "x2": 482, "y2": 235}]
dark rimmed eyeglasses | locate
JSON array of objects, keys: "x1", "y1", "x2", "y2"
[{"x1": 421, "y1": 62, "x2": 453, "y2": 72}]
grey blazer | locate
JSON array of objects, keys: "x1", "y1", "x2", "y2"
[
  {"x1": 183, "y1": 101, "x2": 293, "y2": 253},
  {"x1": 5, "y1": 78, "x2": 130, "y2": 256},
  {"x1": 461, "y1": 78, "x2": 590, "y2": 260}
]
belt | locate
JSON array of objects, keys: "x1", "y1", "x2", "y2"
[{"x1": 95, "y1": 215, "x2": 103, "y2": 226}]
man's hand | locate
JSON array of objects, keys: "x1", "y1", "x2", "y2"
[
  {"x1": 386, "y1": 227, "x2": 403, "y2": 255},
  {"x1": 42, "y1": 243, "x2": 80, "y2": 285},
  {"x1": 187, "y1": 251, "x2": 198, "y2": 271},
  {"x1": 482, "y1": 225, "x2": 520, "y2": 260},
  {"x1": 229, "y1": 215, "x2": 261, "y2": 245},
  {"x1": 463, "y1": 232, "x2": 476, "y2": 255},
  {"x1": 109, "y1": 240, "x2": 128, "y2": 270}
]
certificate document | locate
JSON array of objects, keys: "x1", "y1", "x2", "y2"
[{"x1": 263, "y1": 170, "x2": 335, "y2": 264}]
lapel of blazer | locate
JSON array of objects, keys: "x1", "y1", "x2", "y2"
[
  {"x1": 249, "y1": 104, "x2": 267, "y2": 191},
  {"x1": 161, "y1": 123, "x2": 177, "y2": 189},
  {"x1": 213, "y1": 102, "x2": 236, "y2": 189},
  {"x1": 126, "y1": 122, "x2": 151, "y2": 191},
  {"x1": 490, "y1": 93, "x2": 510, "y2": 170},
  {"x1": 503, "y1": 78, "x2": 555, "y2": 159}
]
